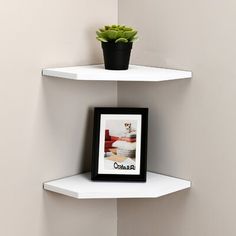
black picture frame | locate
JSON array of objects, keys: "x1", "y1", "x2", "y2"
[{"x1": 91, "y1": 107, "x2": 148, "y2": 182}]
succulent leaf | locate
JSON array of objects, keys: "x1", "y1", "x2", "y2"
[
  {"x1": 106, "y1": 30, "x2": 118, "y2": 40},
  {"x1": 96, "y1": 37, "x2": 108, "y2": 42},
  {"x1": 130, "y1": 36, "x2": 138, "y2": 42},
  {"x1": 123, "y1": 30, "x2": 137, "y2": 39},
  {"x1": 115, "y1": 38, "x2": 128, "y2": 43},
  {"x1": 96, "y1": 31, "x2": 101, "y2": 37},
  {"x1": 124, "y1": 27, "x2": 132, "y2": 31}
]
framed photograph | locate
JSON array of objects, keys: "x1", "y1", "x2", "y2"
[{"x1": 91, "y1": 107, "x2": 148, "y2": 182}]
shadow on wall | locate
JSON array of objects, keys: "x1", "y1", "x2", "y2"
[
  {"x1": 86, "y1": 25, "x2": 103, "y2": 64},
  {"x1": 42, "y1": 191, "x2": 116, "y2": 236},
  {"x1": 81, "y1": 107, "x2": 94, "y2": 171},
  {"x1": 30, "y1": 74, "x2": 116, "y2": 180},
  {"x1": 118, "y1": 79, "x2": 193, "y2": 177},
  {"x1": 117, "y1": 189, "x2": 193, "y2": 236}
]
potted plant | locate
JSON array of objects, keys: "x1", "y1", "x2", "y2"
[{"x1": 96, "y1": 24, "x2": 138, "y2": 70}]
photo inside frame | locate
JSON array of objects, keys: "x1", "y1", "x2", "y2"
[{"x1": 98, "y1": 114, "x2": 142, "y2": 175}]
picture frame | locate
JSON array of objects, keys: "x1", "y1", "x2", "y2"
[{"x1": 91, "y1": 107, "x2": 148, "y2": 182}]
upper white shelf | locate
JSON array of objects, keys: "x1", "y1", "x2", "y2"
[
  {"x1": 42, "y1": 64, "x2": 192, "y2": 82},
  {"x1": 43, "y1": 172, "x2": 191, "y2": 199}
]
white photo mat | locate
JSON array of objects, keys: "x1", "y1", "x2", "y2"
[{"x1": 98, "y1": 114, "x2": 142, "y2": 175}]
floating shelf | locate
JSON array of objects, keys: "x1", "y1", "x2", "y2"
[
  {"x1": 43, "y1": 172, "x2": 191, "y2": 199},
  {"x1": 42, "y1": 64, "x2": 192, "y2": 82}
]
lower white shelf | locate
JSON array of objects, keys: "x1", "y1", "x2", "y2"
[{"x1": 43, "y1": 172, "x2": 191, "y2": 199}]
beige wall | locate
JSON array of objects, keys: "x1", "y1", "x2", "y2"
[
  {"x1": 2, "y1": 0, "x2": 235, "y2": 235},
  {"x1": 0, "y1": 0, "x2": 118, "y2": 236},
  {"x1": 118, "y1": 0, "x2": 236, "y2": 235}
]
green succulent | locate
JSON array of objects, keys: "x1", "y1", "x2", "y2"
[{"x1": 96, "y1": 24, "x2": 138, "y2": 43}]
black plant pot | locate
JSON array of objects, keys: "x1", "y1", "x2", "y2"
[{"x1": 102, "y1": 42, "x2": 133, "y2": 70}]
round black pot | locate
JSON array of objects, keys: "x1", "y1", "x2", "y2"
[{"x1": 102, "y1": 42, "x2": 133, "y2": 70}]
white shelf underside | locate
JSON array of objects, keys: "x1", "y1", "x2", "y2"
[
  {"x1": 44, "y1": 172, "x2": 191, "y2": 199},
  {"x1": 42, "y1": 64, "x2": 192, "y2": 82}
]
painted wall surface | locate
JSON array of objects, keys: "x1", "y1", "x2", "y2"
[
  {"x1": 118, "y1": 0, "x2": 236, "y2": 235},
  {"x1": 0, "y1": 1, "x2": 118, "y2": 236},
  {"x1": 1, "y1": 0, "x2": 235, "y2": 235}
]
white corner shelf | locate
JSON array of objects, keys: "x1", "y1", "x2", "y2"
[
  {"x1": 43, "y1": 172, "x2": 191, "y2": 199},
  {"x1": 42, "y1": 64, "x2": 192, "y2": 82}
]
